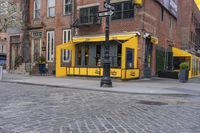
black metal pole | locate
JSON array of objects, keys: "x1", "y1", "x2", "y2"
[{"x1": 100, "y1": 0, "x2": 112, "y2": 87}]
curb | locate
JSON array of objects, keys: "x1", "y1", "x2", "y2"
[{"x1": 0, "y1": 80, "x2": 191, "y2": 96}]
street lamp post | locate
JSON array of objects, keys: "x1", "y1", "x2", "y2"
[{"x1": 100, "y1": 0, "x2": 112, "y2": 87}]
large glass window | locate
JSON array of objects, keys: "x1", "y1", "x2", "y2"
[
  {"x1": 96, "y1": 45, "x2": 101, "y2": 66},
  {"x1": 34, "y1": 0, "x2": 41, "y2": 19},
  {"x1": 126, "y1": 48, "x2": 134, "y2": 69},
  {"x1": 77, "y1": 46, "x2": 82, "y2": 66},
  {"x1": 85, "y1": 45, "x2": 89, "y2": 66},
  {"x1": 80, "y1": 6, "x2": 98, "y2": 24},
  {"x1": 112, "y1": 1, "x2": 134, "y2": 20},
  {"x1": 75, "y1": 42, "x2": 122, "y2": 68},
  {"x1": 46, "y1": 31, "x2": 54, "y2": 62},
  {"x1": 47, "y1": 0, "x2": 55, "y2": 17},
  {"x1": 63, "y1": 0, "x2": 72, "y2": 15},
  {"x1": 117, "y1": 44, "x2": 122, "y2": 67},
  {"x1": 62, "y1": 29, "x2": 72, "y2": 62},
  {"x1": 62, "y1": 49, "x2": 71, "y2": 63}
]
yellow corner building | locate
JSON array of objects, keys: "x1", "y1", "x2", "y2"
[{"x1": 56, "y1": 32, "x2": 140, "y2": 80}]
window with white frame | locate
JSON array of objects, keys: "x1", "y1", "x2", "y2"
[
  {"x1": 47, "y1": 0, "x2": 55, "y2": 17},
  {"x1": 63, "y1": 0, "x2": 72, "y2": 15},
  {"x1": 62, "y1": 49, "x2": 72, "y2": 63},
  {"x1": 34, "y1": 0, "x2": 41, "y2": 18},
  {"x1": 47, "y1": 31, "x2": 54, "y2": 62},
  {"x1": 63, "y1": 29, "x2": 71, "y2": 43},
  {"x1": 63, "y1": 29, "x2": 71, "y2": 62}
]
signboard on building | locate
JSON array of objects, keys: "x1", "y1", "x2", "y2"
[
  {"x1": 10, "y1": 36, "x2": 20, "y2": 44},
  {"x1": 156, "y1": 0, "x2": 178, "y2": 18},
  {"x1": 32, "y1": 32, "x2": 42, "y2": 38}
]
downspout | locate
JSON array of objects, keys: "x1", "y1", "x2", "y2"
[{"x1": 71, "y1": 0, "x2": 76, "y2": 37}]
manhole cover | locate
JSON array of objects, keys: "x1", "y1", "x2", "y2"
[{"x1": 136, "y1": 100, "x2": 168, "y2": 106}]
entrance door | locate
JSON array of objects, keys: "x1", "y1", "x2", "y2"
[
  {"x1": 11, "y1": 44, "x2": 19, "y2": 69},
  {"x1": 156, "y1": 46, "x2": 165, "y2": 74},
  {"x1": 144, "y1": 38, "x2": 153, "y2": 78},
  {"x1": 32, "y1": 38, "x2": 42, "y2": 63}
]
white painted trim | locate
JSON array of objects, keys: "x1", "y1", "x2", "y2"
[
  {"x1": 62, "y1": 29, "x2": 72, "y2": 43},
  {"x1": 77, "y1": 3, "x2": 100, "y2": 10},
  {"x1": 46, "y1": 31, "x2": 54, "y2": 62}
]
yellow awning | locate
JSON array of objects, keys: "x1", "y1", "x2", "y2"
[
  {"x1": 72, "y1": 33, "x2": 137, "y2": 43},
  {"x1": 172, "y1": 47, "x2": 192, "y2": 57},
  {"x1": 57, "y1": 41, "x2": 74, "y2": 48}
]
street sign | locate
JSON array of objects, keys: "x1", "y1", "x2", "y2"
[
  {"x1": 104, "y1": 1, "x2": 115, "y2": 11},
  {"x1": 98, "y1": 10, "x2": 114, "y2": 17}
]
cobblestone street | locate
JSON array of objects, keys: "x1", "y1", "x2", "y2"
[{"x1": 0, "y1": 82, "x2": 200, "y2": 133}]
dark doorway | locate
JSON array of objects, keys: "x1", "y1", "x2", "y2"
[
  {"x1": 143, "y1": 38, "x2": 153, "y2": 78},
  {"x1": 156, "y1": 46, "x2": 165, "y2": 74}
]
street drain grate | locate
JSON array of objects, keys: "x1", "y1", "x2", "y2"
[{"x1": 136, "y1": 100, "x2": 168, "y2": 106}]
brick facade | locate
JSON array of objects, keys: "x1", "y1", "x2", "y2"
[
  {"x1": 26, "y1": 0, "x2": 198, "y2": 77},
  {"x1": 75, "y1": 0, "x2": 180, "y2": 77},
  {"x1": 179, "y1": 0, "x2": 200, "y2": 55},
  {"x1": 28, "y1": 0, "x2": 72, "y2": 74}
]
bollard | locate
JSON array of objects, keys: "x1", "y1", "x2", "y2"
[{"x1": 0, "y1": 66, "x2": 3, "y2": 80}]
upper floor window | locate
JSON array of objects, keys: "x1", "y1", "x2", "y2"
[
  {"x1": 63, "y1": 29, "x2": 71, "y2": 43},
  {"x1": 160, "y1": 7, "x2": 164, "y2": 21},
  {"x1": 112, "y1": 1, "x2": 134, "y2": 20},
  {"x1": 79, "y1": 6, "x2": 98, "y2": 24},
  {"x1": 34, "y1": 0, "x2": 41, "y2": 19},
  {"x1": 169, "y1": 17, "x2": 172, "y2": 29},
  {"x1": 63, "y1": 0, "x2": 72, "y2": 15},
  {"x1": 47, "y1": 0, "x2": 55, "y2": 17}
]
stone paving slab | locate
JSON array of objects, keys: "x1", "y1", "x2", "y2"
[{"x1": 0, "y1": 82, "x2": 200, "y2": 133}]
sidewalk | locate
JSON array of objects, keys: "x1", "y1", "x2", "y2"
[{"x1": 1, "y1": 72, "x2": 200, "y2": 95}]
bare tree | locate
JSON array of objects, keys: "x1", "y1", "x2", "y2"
[{"x1": 0, "y1": 0, "x2": 22, "y2": 32}]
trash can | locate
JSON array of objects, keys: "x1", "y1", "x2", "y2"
[{"x1": 0, "y1": 65, "x2": 3, "y2": 80}]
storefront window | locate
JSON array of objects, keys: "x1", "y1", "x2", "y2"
[
  {"x1": 85, "y1": 45, "x2": 89, "y2": 66},
  {"x1": 96, "y1": 45, "x2": 101, "y2": 67},
  {"x1": 75, "y1": 42, "x2": 122, "y2": 68},
  {"x1": 77, "y1": 46, "x2": 82, "y2": 66},
  {"x1": 126, "y1": 48, "x2": 134, "y2": 69},
  {"x1": 117, "y1": 44, "x2": 122, "y2": 67}
]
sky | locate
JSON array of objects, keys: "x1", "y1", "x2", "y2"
[{"x1": 195, "y1": 0, "x2": 200, "y2": 9}]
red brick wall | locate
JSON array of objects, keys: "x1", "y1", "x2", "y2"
[
  {"x1": 76, "y1": 0, "x2": 180, "y2": 76},
  {"x1": 27, "y1": 0, "x2": 182, "y2": 77},
  {"x1": 28, "y1": 0, "x2": 72, "y2": 73}
]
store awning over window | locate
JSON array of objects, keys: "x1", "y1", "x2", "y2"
[
  {"x1": 172, "y1": 47, "x2": 192, "y2": 57},
  {"x1": 72, "y1": 32, "x2": 138, "y2": 43}
]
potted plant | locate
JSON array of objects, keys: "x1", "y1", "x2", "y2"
[
  {"x1": 52, "y1": 67, "x2": 56, "y2": 75},
  {"x1": 37, "y1": 56, "x2": 46, "y2": 75},
  {"x1": 178, "y1": 62, "x2": 189, "y2": 83}
]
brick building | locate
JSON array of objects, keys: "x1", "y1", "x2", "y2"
[
  {"x1": 179, "y1": 0, "x2": 200, "y2": 55},
  {"x1": 6, "y1": 0, "x2": 25, "y2": 71},
  {"x1": 26, "y1": 0, "x2": 181, "y2": 77},
  {"x1": 72, "y1": 0, "x2": 180, "y2": 78},
  {"x1": 27, "y1": 0, "x2": 73, "y2": 74}
]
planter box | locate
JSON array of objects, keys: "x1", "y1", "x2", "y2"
[
  {"x1": 158, "y1": 71, "x2": 179, "y2": 79},
  {"x1": 38, "y1": 64, "x2": 46, "y2": 75},
  {"x1": 179, "y1": 69, "x2": 189, "y2": 83}
]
